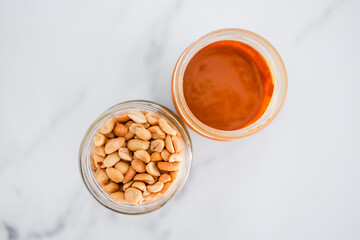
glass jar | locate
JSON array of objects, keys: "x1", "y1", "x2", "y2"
[
  {"x1": 79, "y1": 100, "x2": 192, "y2": 214},
  {"x1": 172, "y1": 28, "x2": 287, "y2": 141}
]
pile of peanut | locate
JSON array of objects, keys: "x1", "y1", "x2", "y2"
[{"x1": 91, "y1": 111, "x2": 183, "y2": 206}]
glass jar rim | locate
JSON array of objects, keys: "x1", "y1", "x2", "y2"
[
  {"x1": 171, "y1": 28, "x2": 287, "y2": 141},
  {"x1": 79, "y1": 100, "x2": 193, "y2": 214}
]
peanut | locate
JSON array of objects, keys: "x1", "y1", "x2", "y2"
[
  {"x1": 169, "y1": 170, "x2": 179, "y2": 181},
  {"x1": 129, "y1": 123, "x2": 150, "y2": 133},
  {"x1": 169, "y1": 153, "x2": 183, "y2": 162},
  {"x1": 93, "y1": 154, "x2": 105, "y2": 168},
  {"x1": 133, "y1": 150, "x2": 150, "y2": 163},
  {"x1": 123, "y1": 180, "x2": 134, "y2": 191},
  {"x1": 172, "y1": 136, "x2": 182, "y2": 153},
  {"x1": 160, "y1": 150, "x2": 170, "y2": 162},
  {"x1": 165, "y1": 135, "x2": 175, "y2": 153},
  {"x1": 159, "y1": 118, "x2": 177, "y2": 136},
  {"x1": 160, "y1": 181, "x2": 173, "y2": 194},
  {"x1": 133, "y1": 173, "x2": 155, "y2": 184},
  {"x1": 129, "y1": 123, "x2": 144, "y2": 134},
  {"x1": 148, "y1": 126, "x2": 165, "y2": 139},
  {"x1": 127, "y1": 139, "x2": 150, "y2": 151},
  {"x1": 159, "y1": 173, "x2": 171, "y2": 183},
  {"x1": 113, "y1": 123, "x2": 128, "y2": 137},
  {"x1": 124, "y1": 131, "x2": 135, "y2": 141},
  {"x1": 115, "y1": 114, "x2": 130, "y2": 122},
  {"x1": 146, "y1": 162, "x2": 161, "y2": 177},
  {"x1": 123, "y1": 166, "x2": 136, "y2": 184},
  {"x1": 105, "y1": 132, "x2": 115, "y2": 138},
  {"x1": 99, "y1": 118, "x2": 115, "y2": 134},
  {"x1": 106, "y1": 167, "x2": 124, "y2": 183},
  {"x1": 128, "y1": 111, "x2": 147, "y2": 123},
  {"x1": 103, "y1": 182, "x2": 120, "y2": 194},
  {"x1": 144, "y1": 192, "x2": 160, "y2": 201},
  {"x1": 125, "y1": 187, "x2": 143, "y2": 205},
  {"x1": 143, "y1": 191, "x2": 151, "y2": 197},
  {"x1": 94, "y1": 133, "x2": 106, "y2": 146},
  {"x1": 103, "y1": 152, "x2": 120, "y2": 167},
  {"x1": 157, "y1": 161, "x2": 181, "y2": 171},
  {"x1": 135, "y1": 127, "x2": 152, "y2": 141},
  {"x1": 150, "y1": 152, "x2": 162, "y2": 162},
  {"x1": 105, "y1": 137, "x2": 125, "y2": 154},
  {"x1": 131, "y1": 159, "x2": 146, "y2": 173},
  {"x1": 114, "y1": 161, "x2": 130, "y2": 175},
  {"x1": 110, "y1": 191, "x2": 127, "y2": 204},
  {"x1": 95, "y1": 169, "x2": 109, "y2": 185},
  {"x1": 125, "y1": 120, "x2": 134, "y2": 127},
  {"x1": 145, "y1": 112, "x2": 159, "y2": 125},
  {"x1": 124, "y1": 121, "x2": 135, "y2": 140},
  {"x1": 93, "y1": 146, "x2": 106, "y2": 157},
  {"x1": 147, "y1": 182, "x2": 164, "y2": 193},
  {"x1": 150, "y1": 139, "x2": 165, "y2": 152},
  {"x1": 132, "y1": 181, "x2": 146, "y2": 191},
  {"x1": 118, "y1": 147, "x2": 132, "y2": 161}
]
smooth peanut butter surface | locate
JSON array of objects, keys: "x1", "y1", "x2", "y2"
[{"x1": 183, "y1": 40, "x2": 274, "y2": 130}]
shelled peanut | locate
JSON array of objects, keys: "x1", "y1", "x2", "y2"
[{"x1": 92, "y1": 111, "x2": 182, "y2": 206}]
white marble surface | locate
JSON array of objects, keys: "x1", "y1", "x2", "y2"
[{"x1": 1, "y1": 0, "x2": 360, "y2": 239}]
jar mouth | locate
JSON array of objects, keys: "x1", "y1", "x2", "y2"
[
  {"x1": 172, "y1": 28, "x2": 287, "y2": 141},
  {"x1": 79, "y1": 100, "x2": 193, "y2": 214}
]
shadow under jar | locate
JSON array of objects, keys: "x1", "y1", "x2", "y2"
[
  {"x1": 172, "y1": 29, "x2": 287, "y2": 141},
  {"x1": 79, "y1": 100, "x2": 192, "y2": 215}
]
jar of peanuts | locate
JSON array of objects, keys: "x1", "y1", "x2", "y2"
[{"x1": 79, "y1": 100, "x2": 192, "y2": 214}]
